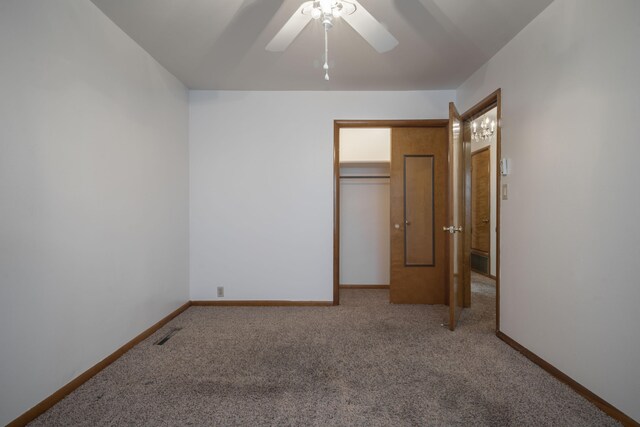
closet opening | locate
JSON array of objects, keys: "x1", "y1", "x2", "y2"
[
  {"x1": 337, "y1": 127, "x2": 391, "y2": 304},
  {"x1": 333, "y1": 120, "x2": 450, "y2": 306}
]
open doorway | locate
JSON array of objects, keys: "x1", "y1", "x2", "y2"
[
  {"x1": 460, "y1": 89, "x2": 502, "y2": 331},
  {"x1": 470, "y1": 108, "x2": 497, "y2": 280}
]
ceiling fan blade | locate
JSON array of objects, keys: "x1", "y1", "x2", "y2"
[
  {"x1": 266, "y1": 2, "x2": 313, "y2": 52},
  {"x1": 342, "y1": 1, "x2": 398, "y2": 53}
]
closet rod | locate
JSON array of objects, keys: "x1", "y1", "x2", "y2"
[{"x1": 339, "y1": 175, "x2": 390, "y2": 179}]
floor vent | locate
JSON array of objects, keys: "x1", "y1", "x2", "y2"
[
  {"x1": 471, "y1": 252, "x2": 489, "y2": 274},
  {"x1": 155, "y1": 327, "x2": 182, "y2": 346}
]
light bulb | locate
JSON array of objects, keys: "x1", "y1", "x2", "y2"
[
  {"x1": 320, "y1": 0, "x2": 332, "y2": 14},
  {"x1": 311, "y1": 7, "x2": 322, "y2": 19},
  {"x1": 332, "y1": 8, "x2": 342, "y2": 18}
]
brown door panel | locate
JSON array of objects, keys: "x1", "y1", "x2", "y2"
[
  {"x1": 390, "y1": 127, "x2": 448, "y2": 304},
  {"x1": 471, "y1": 148, "x2": 490, "y2": 254},
  {"x1": 448, "y1": 102, "x2": 466, "y2": 330}
]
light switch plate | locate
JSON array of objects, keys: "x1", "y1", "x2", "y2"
[{"x1": 502, "y1": 184, "x2": 509, "y2": 200}]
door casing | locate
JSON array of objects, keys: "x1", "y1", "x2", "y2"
[
  {"x1": 332, "y1": 92, "x2": 502, "y2": 333},
  {"x1": 459, "y1": 89, "x2": 502, "y2": 331},
  {"x1": 333, "y1": 120, "x2": 448, "y2": 306}
]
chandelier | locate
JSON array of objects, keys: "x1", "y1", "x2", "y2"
[
  {"x1": 303, "y1": 1, "x2": 357, "y2": 81},
  {"x1": 472, "y1": 116, "x2": 496, "y2": 142}
]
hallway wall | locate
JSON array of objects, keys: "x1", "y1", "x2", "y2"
[{"x1": 457, "y1": 0, "x2": 640, "y2": 420}]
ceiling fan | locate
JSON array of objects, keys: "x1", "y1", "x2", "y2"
[{"x1": 266, "y1": 0, "x2": 398, "y2": 80}]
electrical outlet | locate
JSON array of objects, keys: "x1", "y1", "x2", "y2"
[{"x1": 217, "y1": 286, "x2": 224, "y2": 297}]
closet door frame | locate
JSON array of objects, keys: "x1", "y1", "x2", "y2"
[{"x1": 333, "y1": 119, "x2": 449, "y2": 305}]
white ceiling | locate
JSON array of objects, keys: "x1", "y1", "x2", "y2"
[{"x1": 90, "y1": 0, "x2": 553, "y2": 90}]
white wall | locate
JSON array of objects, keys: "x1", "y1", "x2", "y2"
[
  {"x1": 340, "y1": 128, "x2": 391, "y2": 163},
  {"x1": 471, "y1": 109, "x2": 497, "y2": 276},
  {"x1": 457, "y1": 0, "x2": 640, "y2": 420},
  {"x1": 190, "y1": 90, "x2": 454, "y2": 300},
  {"x1": 0, "y1": 1, "x2": 189, "y2": 424},
  {"x1": 339, "y1": 177, "x2": 390, "y2": 285}
]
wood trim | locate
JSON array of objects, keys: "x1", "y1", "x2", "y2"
[
  {"x1": 460, "y1": 88, "x2": 501, "y2": 331},
  {"x1": 191, "y1": 300, "x2": 333, "y2": 307},
  {"x1": 340, "y1": 175, "x2": 390, "y2": 179},
  {"x1": 334, "y1": 119, "x2": 448, "y2": 128},
  {"x1": 495, "y1": 89, "x2": 502, "y2": 332},
  {"x1": 496, "y1": 331, "x2": 639, "y2": 426},
  {"x1": 471, "y1": 145, "x2": 490, "y2": 155},
  {"x1": 340, "y1": 285, "x2": 390, "y2": 289},
  {"x1": 333, "y1": 121, "x2": 340, "y2": 306},
  {"x1": 470, "y1": 249, "x2": 490, "y2": 257},
  {"x1": 462, "y1": 118, "x2": 472, "y2": 308},
  {"x1": 7, "y1": 301, "x2": 192, "y2": 427},
  {"x1": 460, "y1": 89, "x2": 501, "y2": 121}
]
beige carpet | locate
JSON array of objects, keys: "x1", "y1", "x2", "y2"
[{"x1": 31, "y1": 276, "x2": 617, "y2": 426}]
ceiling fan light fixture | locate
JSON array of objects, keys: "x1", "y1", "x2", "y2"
[
  {"x1": 307, "y1": 1, "x2": 354, "y2": 20},
  {"x1": 267, "y1": 0, "x2": 397, "y2": 80},
  {"x1": 319, "y1": 0, "x2": 333, "y2": 14}
]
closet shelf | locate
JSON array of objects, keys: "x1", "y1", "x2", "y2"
[
  {"x1": 340, "y1": 175, "x2": 390, "y2": 179},
  {"x1": 339, "y1": 160, "x2": 390, "y2": 166}
]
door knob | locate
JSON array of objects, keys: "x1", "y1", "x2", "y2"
[
  {"x1": 443, "y1": 225, "x2": 463, "y2": 234},
  {"x1": 482, "y1": 218, "x2": 489, "y2": 223}
]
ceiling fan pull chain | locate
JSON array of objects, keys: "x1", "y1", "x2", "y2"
[{"x1": 324, "y1": 22, "x2": 330, "y2": 81}]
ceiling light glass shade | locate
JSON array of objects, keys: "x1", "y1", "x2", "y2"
[
  {"x1": 303, "y1": 1, "x2": 356, "y2": 19},
  {"x1": 296, "y1": 0, "x2": 363, "y2": 80},
  {"x1": 319, "y1": 0, "x2": 332, "y2": 14}
]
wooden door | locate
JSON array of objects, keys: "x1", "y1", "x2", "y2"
[
  {"x1": 390, "y1": 126, "x2": 448, "y2": 304},
  {"x1": 471, "y1": 148, "x2": 490, "y2": 255},
  {"x1": 447, "y1": 103, "x2": 466, "y2": 330}
]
